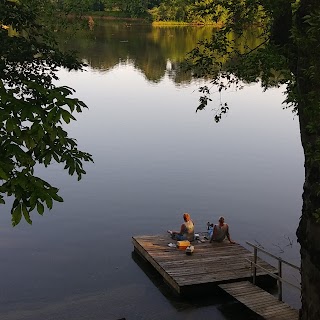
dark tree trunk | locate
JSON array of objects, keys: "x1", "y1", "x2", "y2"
[
  {"x1": 294, "y1": 0, "x2": 320, "y2": 319},
  {"x1": 270, "y1": 0, "x2": 292, "y2": 47},
  {"x1": 297, "y1": 112, "x2": 320, "y2": 320}
]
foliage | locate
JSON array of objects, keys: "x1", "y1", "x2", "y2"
[
  {"x1": 183, "y1": 1, "x2": 295, "y2": 121},
  {"x1": 104, "y1": 0, "x2": 152, "y2": 18},
  {"x1": 94, "y1": 0, "x2": 269, "y2": 24},
  {"x1": 0, "y1": 0, "x2": 93, "y2": 225},
  {"x1": 149, "y1": 0, "x2": 226, "y2": 24},
  {"x1": 56, "y1": 0, "x2": 105, "y2": 13},
  {"x1": 184, "y1": 1, "x2": 320, "y2": 317},
  {"x1": 149, "y1": 0, "x2": 191, "y2": 22},
  {"x1": 53, "y1": 0, "x2": 268, "y2": 24}
]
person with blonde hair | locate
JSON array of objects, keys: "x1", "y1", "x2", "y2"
[{"x1": 168, "y1": 213, "x2": 195, "y2": 241}]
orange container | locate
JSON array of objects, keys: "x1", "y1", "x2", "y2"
[{"x1": 177, "y1": 240, "x2": 191, "y2": 249}]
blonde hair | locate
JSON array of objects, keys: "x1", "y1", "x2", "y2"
[{"x1": 183, "y1": 213, "x2": 191, "y2": 222}]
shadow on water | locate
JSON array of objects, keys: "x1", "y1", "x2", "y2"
[{"x1": 131, "y1": 250, "x2": 265, "y2": 320}]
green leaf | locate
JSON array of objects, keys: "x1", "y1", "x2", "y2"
[
  {"x1": 37, "y1": 202, "x2": 44, "y2": 215},
  {"x1": 6, "y1": 118, "x2": 14, "y2": 132},
  {"x1": 0, "y1": 167, "x2": 9, "y2": 180},
  {"x1": 68, "y1": 163, "x2": 75, "y2": 175},
  {"x1": 51, "y1": 193, "x2": 64, "y2": 202},
  {"x1": 11, "y1": 204, "x2": 22, "y2": 227},
  {"x1": 61, "y1": 109, "x2": 71, "y2": 123},
  {"x1": 22, "y1": 203, "x2": 32, "y2": 225},
  {"x1": 44, "y1": 153, "x2": 52, "y2": 166},
  {"x1": 30, "y1": 195, "x2": 37, "y2": 210},
  {"x1": 53, "y1": 152, "x2": 60, "y2": 162},
  {"x1": 48, "y1": 108, "x2": 56, "y2": 122},
  {"x1": 24, "y1": 135, "x2": 36, "y2": 149},
  {"x1": 45, "y1": 196, "x2": 53, "y2": 210}
]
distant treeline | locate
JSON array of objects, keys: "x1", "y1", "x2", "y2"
[{"x1": 56, "y1": 0, "x2": 235, "y2": 24}]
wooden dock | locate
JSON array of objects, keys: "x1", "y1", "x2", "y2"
[
  {"x1": 219, "y1": 281, "x2": 299, "y2": 319},
  {"x1": 132, "y1": 234, "x2": 278, "y2": 295}
]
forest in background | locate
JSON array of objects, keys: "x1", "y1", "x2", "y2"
[{"x1": 56, "y1": 0, "x2": 257, "y2": 24}]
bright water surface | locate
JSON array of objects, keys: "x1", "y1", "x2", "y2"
[{"x1": 0, "y1": 22, "x2": 304, "y2": 320}]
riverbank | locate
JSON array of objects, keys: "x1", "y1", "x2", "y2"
[
  {"x1": 152, "y1": 21, "x2": 222, "y2": 27},
  {"x1": 79, "y1": 11, "x2": 222, "y2": 27},
  {"x1": 64, "y1": 11, "x2": 146, "y2": 24},
  {"x1": 81, "y1": 11, "x2": 149, "y2": 22}
]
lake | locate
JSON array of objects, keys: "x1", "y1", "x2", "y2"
[{"x1": 0, "y1": 21, "x2": 304, "y2": 320}]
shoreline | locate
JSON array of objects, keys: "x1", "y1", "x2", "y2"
[{"x1": 74, "y1": 13, "x2": 222, "y2": 27}]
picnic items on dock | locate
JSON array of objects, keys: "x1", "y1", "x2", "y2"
[
  {"x1": 168, "y1": 241, "x2": 194, "y2": 255},
  {"x1": 185, "y1": 245, "x2": 194, "y2": 255}
]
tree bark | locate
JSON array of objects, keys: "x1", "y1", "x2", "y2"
[
  {"x1": 295, "y1": 1, "x2": 320, "y2": 319},
  {"x1": 270, "y1": 0, "x2": 292, "y2": 47},
  {"x1": 297, "y1": 112, "x2": 320, "y2": 320}
]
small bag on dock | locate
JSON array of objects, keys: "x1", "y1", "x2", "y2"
[{"x1": 185, "y1": 245, "x2": 194, "y2": 255}]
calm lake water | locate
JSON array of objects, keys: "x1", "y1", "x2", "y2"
[{"x1": 0, "y1": 22, "x2": 304, "y2": 320}]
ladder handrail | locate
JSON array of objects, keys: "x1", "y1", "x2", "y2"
[
  {"x1": 246, "y1": 241, "x2": 301, "y2": 301},
  {"x1": 246, "y1": 241, "x2": 301, "y2": 271},
  {"x1": 245, "y1": 258, "x2": 301, "y2": 291}
]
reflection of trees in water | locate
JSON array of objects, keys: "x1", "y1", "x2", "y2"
[
  {"x1": 167, "y1": 61, "x2": 193, "y2": 85},
  {"x1": 58, "y1": 22, "x2": 261, "y2": 84}
]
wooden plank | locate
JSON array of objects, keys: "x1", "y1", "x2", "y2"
[
  {"x1": 133, "y1": 234, "x2": 278, "y2": 295},
  {"x1": 132, "y1": 237, "x2": 180, "y2": 293},
  {"x1": 219, "y1": 281, "x2": 299, "y2": 320}
]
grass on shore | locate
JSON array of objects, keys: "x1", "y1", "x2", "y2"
[{"x1": 152, "y1": 21, "x2": 222, "y2": 27}]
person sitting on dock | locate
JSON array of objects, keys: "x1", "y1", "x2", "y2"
[
  {"x1": 167, "y1": 213, "x2": 195, "y2": 241},
  {"x1": 207, "y1": 216, "x2": 235, "y2": 244}
]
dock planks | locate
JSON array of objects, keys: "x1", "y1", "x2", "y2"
[
  {"x1": 219, "y1": 281, "x2": 299, "y2": 320},
  {"x1": 132, "y1": 234, "x2": 278, "y2": 295}
]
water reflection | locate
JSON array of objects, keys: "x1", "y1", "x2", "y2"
[
  {"x1": 59, "y1": 21, "x2": 262, "y2": 84},
  {"x1": 0, "y1": 21, "x2": 303, "y2": 320}
]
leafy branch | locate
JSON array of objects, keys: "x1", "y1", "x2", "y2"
[{"x1": 0, "y1": 0, "x2": 94, "y2": 225}]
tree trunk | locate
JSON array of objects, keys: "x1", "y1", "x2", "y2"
[
  {"x1": 295, "y1": 1, "x2": 320, "y2": 319},
  {"x1": 270, "y1": 0, "x2": 292, "y2": 47},
  {"x1": 297, "y1": 113, "x2": 320, "y2": 320}
]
